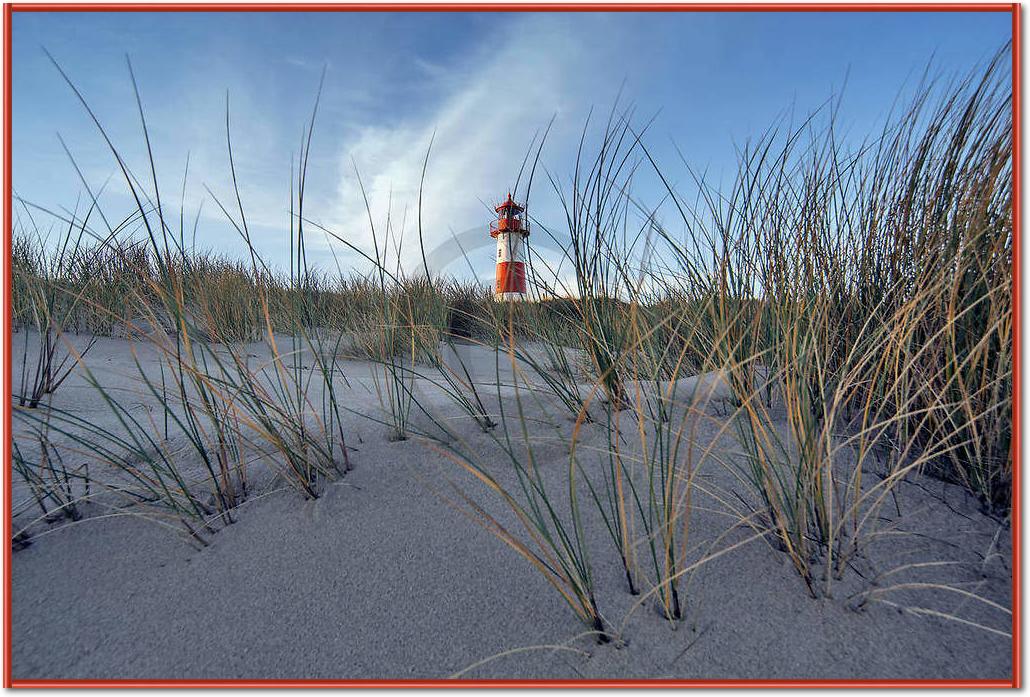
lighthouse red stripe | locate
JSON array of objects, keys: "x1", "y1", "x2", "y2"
[{"x1": 496, "y1": 261, "x2": 526, "y2": 294}]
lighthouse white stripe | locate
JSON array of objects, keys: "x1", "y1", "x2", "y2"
[{"x1": 495, "y1": 232, "x2": 525, "y2": 263}]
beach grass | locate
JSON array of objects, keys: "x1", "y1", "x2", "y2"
[{"x1": 10, "y1": 44, "x2": 1012, "y2": 641}]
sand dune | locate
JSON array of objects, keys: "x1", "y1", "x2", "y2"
[{"x1": 11, "y1": 332, "x2": 1012, "y2": 680}]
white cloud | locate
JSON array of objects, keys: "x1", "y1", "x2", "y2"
[{"x1": 322, "y1": 14, "x2": 607, "y2": 277}]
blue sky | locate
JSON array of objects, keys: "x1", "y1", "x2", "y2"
[{"x1": 12, "y1": 9, "x2": 1012, "y2": 282}]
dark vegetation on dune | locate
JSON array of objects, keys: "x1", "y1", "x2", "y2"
[{"x1": 11, "y1": 45, "x2": 1012, "y2": 645}]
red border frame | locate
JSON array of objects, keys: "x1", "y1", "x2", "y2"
[
  {"x1": 4, "y1": 1, "x2": 12, "y2": 690},
  {"x1": 1, "y1": 1, "x2": 1021, "y2": 689},
  {"x1": 1014, "y1": 2, "x2": 1022, "y2": 690},
  {"x1": 1, "y1": 2, "x2": 1020, "y2": 9}
]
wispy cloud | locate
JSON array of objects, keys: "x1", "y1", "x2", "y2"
[{"x1": 322, "y1": 14, "x2": 614, "y2": 276}]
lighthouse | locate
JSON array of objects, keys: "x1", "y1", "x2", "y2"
[{"x1": 491, "y1": 193, "x2": 529, "y2": 300}]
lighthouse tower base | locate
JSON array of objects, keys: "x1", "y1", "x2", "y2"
[{"x1": 494, "y1": 291, "x2": 527, "y2": 301}]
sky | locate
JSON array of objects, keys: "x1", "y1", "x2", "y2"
[{"x1": 12, "y1": 9, "x2": 1012, "y2": 285}]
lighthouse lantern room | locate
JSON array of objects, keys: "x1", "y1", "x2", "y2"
[{"x1": 491, "y1": 193, "x2": 529, "y2": 300}]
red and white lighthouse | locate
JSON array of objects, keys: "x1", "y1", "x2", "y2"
[{"x1": 491, "y1": 193, "x2": 529, "y2": 300}]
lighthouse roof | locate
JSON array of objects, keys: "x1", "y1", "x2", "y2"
[{"x1": 495, "y1": 193, "x2": 524, "y2": 213}]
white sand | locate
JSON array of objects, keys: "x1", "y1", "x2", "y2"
[{"x1": 11, "y1": 331, "x2": 1012, "y2": 680}]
